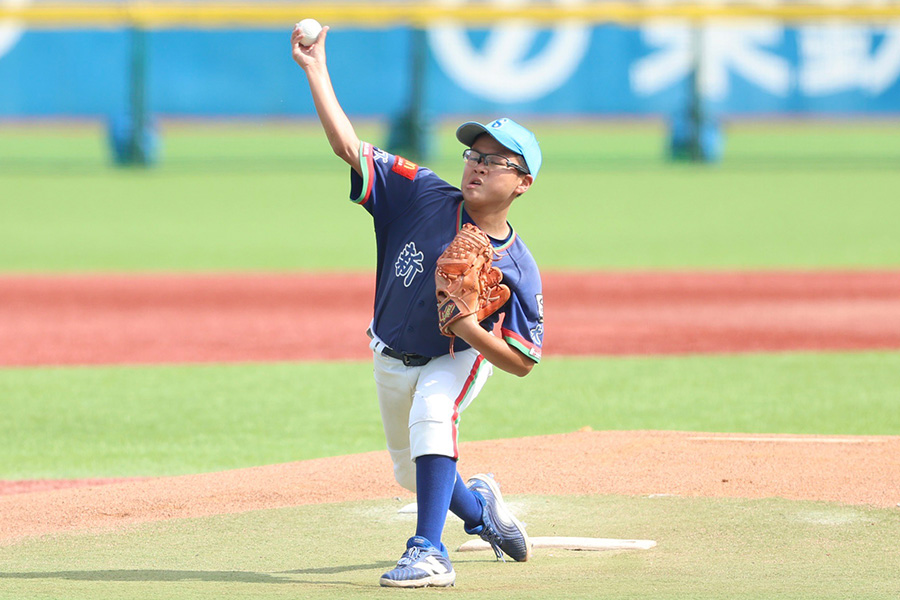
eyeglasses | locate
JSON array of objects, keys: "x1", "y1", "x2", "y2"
[{"x1": 462, "y1": 149, "x2": 529, "y2": 175}]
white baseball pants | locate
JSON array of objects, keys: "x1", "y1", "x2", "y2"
[{"x1": 370, "y1": 338, "x2": 493, "y2": 492}]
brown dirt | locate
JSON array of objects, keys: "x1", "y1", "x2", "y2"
[
  {"x1": 1, "y1": 270, "x2": 899, "y2": 544},
  {"x1": 2, "y1": 270, "x2": 899, "y2": 366},
  {"x1": 1, "y1": 430, "x2": 898, "y2": 544}
]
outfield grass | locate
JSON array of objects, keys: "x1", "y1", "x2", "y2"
[
  {"x1": 1, "y1": 495, "x2": 897, "y2": 599},
  {"x1": 1, "y1": 120, "x2": 899, "y2": 271},
  {"x1": 2, "y1": 351, "x2": 898, "y2": 479}
]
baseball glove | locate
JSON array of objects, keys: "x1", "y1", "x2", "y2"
[{"x1": 435, "y1": 223, "x2": 511, "y2": 347}]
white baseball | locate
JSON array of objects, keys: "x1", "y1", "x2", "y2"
[{"x1": 295, "y1": 18, "x2": 322, "y2": 46}]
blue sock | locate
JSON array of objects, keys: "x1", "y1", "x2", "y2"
[
  {"x1": 449, "y1": 473, "x2": 484, "y2": 530},
  {"x1": 414, "y1": 455, "x2": 457, "y2": 549}
]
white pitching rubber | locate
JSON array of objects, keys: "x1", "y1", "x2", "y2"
[{"x1": 458, "y1": 536, "x2": 656, "y2": 552}]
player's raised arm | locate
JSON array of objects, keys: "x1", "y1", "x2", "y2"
[{"x1": 291, "y1": 24, "x2": 362, "y2": 174}]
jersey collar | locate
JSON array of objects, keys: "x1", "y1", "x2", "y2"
[{"x1": 458, "y1": 202, "x2": 517, "y2": 252}]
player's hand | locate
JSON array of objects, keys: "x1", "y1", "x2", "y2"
[
  {"x1": 446, "y1": 313, "x2": 480, "y2": 341},
  {"x1": 292, "y1": 25, "x2": 329, "y2": 70}
]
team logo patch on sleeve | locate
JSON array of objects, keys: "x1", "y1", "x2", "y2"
[{"x1": 392, "y1": 156, "x2": 420, "y2": 180}]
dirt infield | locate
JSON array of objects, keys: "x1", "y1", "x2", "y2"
[
  {"x1": 2, "y1": 430, "x2": 898, "y2": 544},
  {"x1": 1, "y1": 270, "x2": 899, "y2": 543},
  {"x1": 2, "y1": 270, "x2": 900, "y2": 366}
]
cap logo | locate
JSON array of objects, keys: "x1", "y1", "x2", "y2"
[{"x1": 490, "y1": 119, "x2": 507, "y2": 128}]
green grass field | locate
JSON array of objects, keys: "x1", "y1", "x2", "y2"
[
  {"x1": 2, "y1": 496, "x2": 898, "y2": 600},
  {"x1": 2, "y1": 120, "x2": 899, "y2": 271},
  {"x1": 1, "y1": 352, "x2": 899, "y2": 478},
  {"x1": 1, "y1": 120, "x2": 898, "y2": 599}
]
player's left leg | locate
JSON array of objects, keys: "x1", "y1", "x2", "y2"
[
  {"x1": 406, "y1": 352, "x2": 531, "y2": 563},
  {"x1": 409, "y1": 347, "x2": 492, "y2": 549},
  {"x1": 394, "y1": 349, "x2": 531, "y2": 563},
  {"x1": 380, "y1": 349, "x2": 492, "y2": 587},
  {"x1": 409, "y1": 348, "x2": 492, "y2": 462}
]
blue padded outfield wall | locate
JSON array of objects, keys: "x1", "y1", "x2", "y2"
[{"x1": 1, "y1": 18, "x2": 900, "y2": 117}]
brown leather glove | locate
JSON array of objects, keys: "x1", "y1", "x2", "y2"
[{"x1": 435, "y1": 224, "x2": 511, "y2": 346}]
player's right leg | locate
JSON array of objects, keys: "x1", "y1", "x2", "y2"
[
  {"x1": 372, "y1": 350, "x2": 417, "y2": 491},
  {"x1": 464, "y1": 473, "x2": 532, "y2": 562}
]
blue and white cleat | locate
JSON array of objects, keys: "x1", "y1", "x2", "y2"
[
  {"x1": 465, "y1": 473, "x2": 532, "y2": 562},
  {"x1": 379, "y1": 536, "x2": 456, "y2": 588}
]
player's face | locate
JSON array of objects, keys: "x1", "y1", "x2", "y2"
[{"x1": 461, "y1": 135, "x2": 532, "y2": 207}]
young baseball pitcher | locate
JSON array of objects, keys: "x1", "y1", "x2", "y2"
[{"x1": 292, "y1": 23, "x2": 544, "y2": 588}]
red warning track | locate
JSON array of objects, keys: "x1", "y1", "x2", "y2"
[{"x1": 1, "y1": 270, "x2": 899, "y2": 367}]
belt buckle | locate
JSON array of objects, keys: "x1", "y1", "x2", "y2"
[{"x1": 401, "y1": 354, "x2": 417, "y2": 367}]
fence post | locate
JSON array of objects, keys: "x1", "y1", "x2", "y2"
[
  {"x1": 109, "y1": 25, "x2": 159, "y2": 166},
  {"x1": 668, "y1": 23, "x2": 722, "y2": 163},
  {"x1": 387, "y1": 26, "x2": 433, "y2": 162}
]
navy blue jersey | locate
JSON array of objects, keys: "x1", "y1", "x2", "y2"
[{"x1": 349, "y1": 142, "x2": 543, "y2": 361}]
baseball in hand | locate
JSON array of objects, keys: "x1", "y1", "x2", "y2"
[{"x1": 295, "y1": 18, "x2": 323, "y2": 46}]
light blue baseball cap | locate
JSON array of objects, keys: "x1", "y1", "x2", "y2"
[{"x1": 456, "y1": 118, "x2": 542, "y2": 179}]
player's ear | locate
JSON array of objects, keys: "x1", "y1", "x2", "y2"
[{"x1": 515, "y1": 174, "x2": 533, "y2": 197}]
